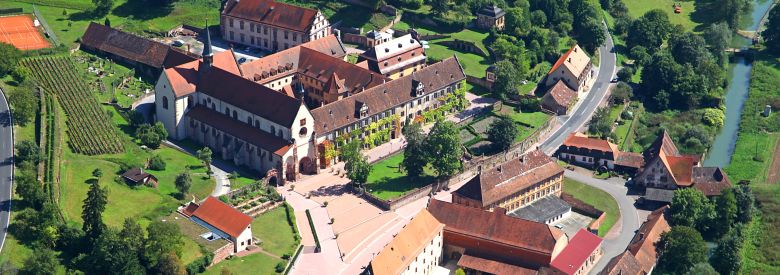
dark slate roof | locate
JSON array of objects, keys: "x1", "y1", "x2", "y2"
[
  {"x1": 310, "y1": 57, "x2": 465, "y2": 135},
  {"x1": 186, "y1": 106, "x2": 292, "y2": 156},
  {"x1": 121, "y1": 168, "x2": 153, "y2": 183},
  {"x1": 507, "y1": 195, "x2": 571, "y2": 224},
  {"x1": 478, "y1": 4, "x2": 506, "y2": 17},
  {"x1": 197, "y1": 66, "x2": 303, "y2": 127},
  {"x1": 80, "y1": 22, "x2": 170, "y2": 68},
  {"x1": 454, "y1": 150, "x2": 565, "y2": 207},
  {"x1": 692, "y1": 167, "x2": 732, "y2": 196},
  {"x1": 223, "y1": 0, "x2": 320, "y2": 32}
]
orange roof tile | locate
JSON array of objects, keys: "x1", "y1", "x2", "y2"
[
  {"x1": 223, "y1": 0, "x2": 320, "y2": 32},
  {"x1": 370, "y1": 210, "x2": 444, "y2": 275},
  {"x1": 627, "y1": 206, "x2": 670, "y2": 273},
  {"x1": 562, "y1": 133, "x2": 619, "y2": 159},
  {"x1": 191, "y1": 197, "x2": 252, "y2": 239}
]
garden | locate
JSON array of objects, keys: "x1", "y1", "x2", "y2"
[
  {"x1": 73, "y1": 52, "x2": 154, "y2": 108},
  {"x1": 365, "y1": 152, "x2": 436, "y2": 200},
  {"x1": 460, "y1": 107, "x2": 551, "y2": 156}
]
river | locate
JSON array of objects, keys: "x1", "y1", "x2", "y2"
[{"x1": 702, "y1": 0, "x2": 776, "y2": 167}]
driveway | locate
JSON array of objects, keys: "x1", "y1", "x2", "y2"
[
  {"x1": 0, "y1": 88, "x2": 13, "y2": 253},
  {"x1": 563, "y1": 170, "x2": 640, "y2": 274}
]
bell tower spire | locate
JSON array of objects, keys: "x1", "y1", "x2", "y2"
[{"x1": 202, "y1": 19, "x2": 214, "y2": 72}]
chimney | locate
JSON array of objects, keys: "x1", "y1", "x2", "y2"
[
  {"x1": 497, "y1": 165, "x2": 502, "y2": 173},
  {"x1": 567, "y1": 57, "x2": 571, "y2": 63},
  {"x1": 639, "y1": 233, "x2": 645, "y2": 240}
]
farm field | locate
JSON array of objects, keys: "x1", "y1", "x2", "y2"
[
  {"x1": 22, "y1": 56, "x2": 124, "y2": 155},
  {"x1": 366, "y1": 152, "x2": 436, "y2": 200}
]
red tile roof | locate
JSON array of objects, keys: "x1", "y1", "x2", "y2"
[
  {"x1": 191, "y1": 197, "x2": 252, "y2": 239},
  {"x1": 180, "y1": 202, "x2": 199, "y2": 218},
  {"x1": 615, "y1": 152, "x2": 644, "y2": 169},
  {"x1": 186, "y1": 106, "x2": 292, "y2": 156},
  {"x1": 599, "y1": 251, "x2": 645, "y2": 275},
  {"x1": 457, "y1": 253, "x2": 537, "y2": 275},
  {"x1": 163, "y1": 50, "x2": 241, "y2": 97},
  {"x1": 454, "y1": 150, "x2": 564, "y2": 206},
  {"x1": 223, "y1": 0, "x2": 320, "y2": 32},
  {"x1": 547, "y1": 44, "x2": 590, "y2": 77},
  {"x1": 371, "y1": 210, "x2": 444, "y2": 275},
  {"x1": 627, "y1": 206, "x2": 670, "y2": 273},
  {"x1": 542, "y1": 80, "x2": 577, "y2": 112},
  {"x1": 427, "y1": 199, "x2": 564, "y2": 256},
  {"x1": 310, "y1": 57, "x2": 465, "y2": 135},
  {"x1": 692, "y1": 167, "x2": 732, "y2": 196},
  {"x1": 550, "y1": 229, "x2": 603, "y2": 275},
  {"x1": 666, "y1": 155, "x2": 698, "y2": 186},
  {"x1": 562, "y1": 133, "x2": 619, "y2": 159}
]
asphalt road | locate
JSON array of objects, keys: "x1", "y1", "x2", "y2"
[
  {"x1": 536, "y1": 24, "x2": 639, "y2": 274},
  {"x1": 0, "y1": 88, "x2": 14, "y2": 253},
  {"x1": 540, "y1": 22, "x2": 617, "y2": 155}
]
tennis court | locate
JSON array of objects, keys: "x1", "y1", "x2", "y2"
[{"x1": 0, "y1": 14, "x2": 50, "y2": 50}]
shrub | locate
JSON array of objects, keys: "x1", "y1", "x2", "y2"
[
  {"x1": 617, "y1": 66, "x2": 634, "y2": 81},
  {"x1": 702, "y1": 108, "x2": 725, "y2": 127},
  {"x1": 518, "y1": 97, "x2": 541, "y2": 113},
  {"x1": 149, "y1": 155, "x2": 166, "y2": 170},
  {"x1": 275, "y1": 261, "x2": 286, "y2": 273},
  {"x1": 282, "y1": 253, "x2": 291, "y2": 260}
]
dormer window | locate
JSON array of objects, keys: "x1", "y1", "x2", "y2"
[
  {"x1": 413, "y1": 80, "x2": 424, "y2": 97},
  {"x1": 358, "y1": 102, "x2": 369, "y2": 118}
]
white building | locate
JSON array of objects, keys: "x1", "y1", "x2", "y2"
[
  {"x1": 221, "y1": 0, "x2": 330, "y2": 52},
  {"x1": 369, "y1": 209, "x2": 445, "y2": 275},
  {"x1": 545, "y1": 44, "x2": 593, "y2": 93},
  {"x1": 180, "y1": 197, "x2": 253, "y2": 253}
]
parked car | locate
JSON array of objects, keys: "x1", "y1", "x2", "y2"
[
  {"x1": 172, "y1": 40, "x2": 185, "y2": 47},
  {"x1": 238, "y1": 57, "x2": 247, "y2": 64},
  {"x1": 554, "y1": 224, "x2": 564, "y2": 229},
  {"x1": 611, "y1": 77, "x2": 619, "y2": 83}
]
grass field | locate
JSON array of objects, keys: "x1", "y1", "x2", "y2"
[
  {"x1": 623, "y1": 0, "x2": 701, "y2": 31},
  {"x1": 278, "y1": 0, "x2": 392, "y2": 30},
  {"x1": 203, "y1": 252, "x2": 283, "y2": 275},
  {"x1": 0, "y1": 0, "x2": 223, "y2": 48},
  {"x1": 252, "y1": 205, "x2": 300, "y2": 256},
  {"x1": 366, "y1": 152, "x2": 436, "y2": 200},
  {"x1": 563, "y1": 178, "x2": 620, "y2": 237}
]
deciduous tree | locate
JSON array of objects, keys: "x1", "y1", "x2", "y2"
[
  {"x1": 492, "y1": 60, "x2": 521, "y2": 100},
  {"x1": 712, "y1": 188, "x2": 738, "y2": 238},
  {"x1": 487, "y1": 117, "x2": 517, "y2": 151},
  {"x1": 711, "y1": 227, "x2": 744, "y2": 275},
  {"x1": 196, "y1": 147, "x2": 212, "y2": 172},
  {"x1": 9, "y1": 81, "x2": 38, "y2": 126},
  {"x1": 144, "y1": 221, "x2": 184, "y2": 269},
  {"x1": 21, "y1": 248, "x2": 60, "y2": 275},
  {"x1": 670, "y1": 188, "x2": 715, "y2": 233},
  {"x1": 764, "y1": 6, "x2": 780, "y2": 53},
  {"x1": 175, "y1": 172, "x2": 192, "y2": 196},
  {"x1": 704, "y1": 22, "x2": 732, "y2": 65},
  {"x1": 627, "y1": 9, "x2": 672, "y2": 51},
  {"x1": 16, "y1": 140, "x2": 41, "y2": 165},
  {"x1": 684, "y1": 262, "x2": 719, "y2": 275},
  {"x1": 402, "y1": 123, "x2": 428, "y2": 178},
  {"x1": 425, "y1": 120, "x2": 462, "y2": 178},
  {"x1": 0, "y1": 42, "x2": 21, "y2": 77},
  {"x1": 656, "y1": 226, "x2": 708, "y2": 274}
]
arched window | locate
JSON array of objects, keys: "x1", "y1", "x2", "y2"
[
  {"x1": 232, "y1": 111, "x2": 238, "y2": 119},
  {"x1": 162, "y1": 96, "x2": 169, "y2": 109},
  {"x1": 270, "y1": 125, "x2": 275, "y2": 134},
  {"x1": 225, "y1": 107, "x2": 230, "y2": 115}
]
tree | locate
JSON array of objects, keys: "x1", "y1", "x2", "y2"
[
  {"x1": 0, "y1": 42, "x2": 21, "y2": 77},
  {"x1": 155, "y1": 253, "x2": 186, "y2": 275},
  {"x1": 487, "y1": 117, "x2": 518, "y2": 151},
  {"x1": 430, "y1": 0, "x2": 449, "y2": 14},
  {"x1": 9, "y1": 80, "x2": 38, "y2": 126},
  {"x1": 175, "y1": 172, "x2": 192, "y2": 196},
  {"x1": 15, "y1": 140, "x2": 41, "y2": 165},
  {"x1": 120, "y1": 218, "x2": 146, "y2": 255},
  {"x1": 765, "y1": 5, "x2": 780, "y2": 53},
  {"x1": 616, "y1": 67, "x2": 634, "y2": 82},
  {"x1": 104, "y1": 17, "x2": 111, "y2": 27},
  {"x1": 92, "y1": 0, "x2": 114, "y2": 16},
  {"x1": 711, "y1": 227, "x2": 744, "y2": 275},
  {"x1": 684, "y1": 263, "x2": 719, "y2": 275},
  {"x1": 506, "y1": 7, "x2": 531, "y2": 35},
  {"x1": 704, "y1": 22, "x2": 731, "y2": 65},
  {"x1": 670, "y1": 188, "x2": 715, "y2": 234},
  {"x1": 402, "y1": 123, "x2": 428, "y2": 178},
  {"x1": 627, "y1": 9, "x2": 672, "y2": 51},
  {"x1": 21, "y1": 248, "x2": 60, "y2": 275},
  {"x1": 196, "y1": 147, "x2": 212, "y2": 172},
  {"x1": 713, "y1": 188, "x2": 738, "y2": 238},
  {"x1": 92, "y1": 168, "x2": 103, "y2": 179},
  {"x1": 82, "y1": 181, "x2": 108, "y2": 246},
  {"x1": 339, "y1": 139, "x2": 362, "y2": 165},
  {"x1": 346, "y1": 154, "x2": 371, "y2": 187},
  {"x1": 144, "y1": 221, "x2": 184, "y2": 268},
  {"x1": 656, "y1": 226, "x2": 708, "y2": 274},
  {"x1": 15, "y1": 164, "x2": 46, "y2": 210},
  {"x1": 699, "y1": 0, "x2": 751, "y2": 29},
  {"x1": 611, "y1": 82, "x2": 633, "y2": 104},
  {"x1": 136, "y1": 123, "x2": 167, "y2": 148},
  {"x1": 492, "y1": 60, "x2": 521, "y2": 100},
  {"x1": 733, "y1": 185, "x2": 755, "y2": 223},
  {"x1": 668, "y1": 32, "x2": 711, "y2": 66},
  {"x1": 149, "y1": 155, "x2": 167, "y2": 170},
  {"x1": 425, "y1": 120, "x2": 462, "y2": 177},
  {"x1": 628, "y1": 46, "x2": 650, "y2": 66},
  {"x1": 587, "y1": 107, "x2": 613, "y2": 139},
  {"x1": 88, "y1": 229, "x2": 145, "y2": 275},
  {"x1": 10, "y1": 65, "x2": 31, "y2": 83}
]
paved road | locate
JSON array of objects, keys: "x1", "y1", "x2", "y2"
[
  {"x1": 564, "y1": 170, "x2": 640, "y2": 274},
  {"x1": 540, "y1": 22, "x2": 617, "y2": 155},
  {"x1": 0, "y1": 88, "x2": 14, "y2": 253}
]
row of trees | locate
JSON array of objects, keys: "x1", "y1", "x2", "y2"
[{"x1": 656, "y1": 186, "x2": 756, "y2": 274}]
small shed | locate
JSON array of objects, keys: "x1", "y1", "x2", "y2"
[{"x1": 121, "y1": 168, "x2": 158, "y2": 188}]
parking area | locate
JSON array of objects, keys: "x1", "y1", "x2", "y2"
[
  {"x1": 156, "y1": 33, "x2": 265, "y2": 64},
  {"x1": 552, "y1": 212, "x2": 593, "y2": 237}
]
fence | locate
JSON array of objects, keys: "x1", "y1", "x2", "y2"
[
  {"x1": 33, "y1": 5, "x2": 60, "y2": 46},
  {"x1": 0, "y1": 8, "x2": 23, "y2": 15}
]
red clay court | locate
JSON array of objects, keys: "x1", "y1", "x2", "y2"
[{"x1": 0, "y1": 14, "x2": 50, "y2": 50}]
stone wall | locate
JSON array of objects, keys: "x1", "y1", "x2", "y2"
[
  {"x1": 438, "y1": 39, "x2": 487, "y2": 57},
  {"x1": 211, "y1": 243, "x2": 235, "y2": 265}
]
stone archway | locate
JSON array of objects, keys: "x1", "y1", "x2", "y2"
[
  {"x1": 299, "y1": 157, "x2": 315, "y2": 175},
  {"x1": 266, "y1": 169, "x2": 280, "y2": 186}
]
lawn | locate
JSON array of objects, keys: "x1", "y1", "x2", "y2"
[
  {"x1": 0, "y1": 0, "x2": 223, "y2": 48},
  {"x1": 252, "y1": 204, "x2": 300, "y2": 256},
  {"x1": 614, "y1": 105, "x2": 642, "y2": 151},
  {"x1": 278, "y1": 0, "x2": 391, "y2": 30},
  {"x1": 366, "y1": 152, "x2": 436, "y2": 200},
  {"x1": 203, "y1": 252, "x2": 284, "y2": 275},
  {"x1": 563, "y1": 178, "x2": 620, "y2": 237},
  {"x1": 623, "y1": 0, "x2": 701, "y2": 31}
]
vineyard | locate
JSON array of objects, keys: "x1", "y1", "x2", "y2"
[{"x1": 22, "y1": 56, "x2": 124, "y2": 155}]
